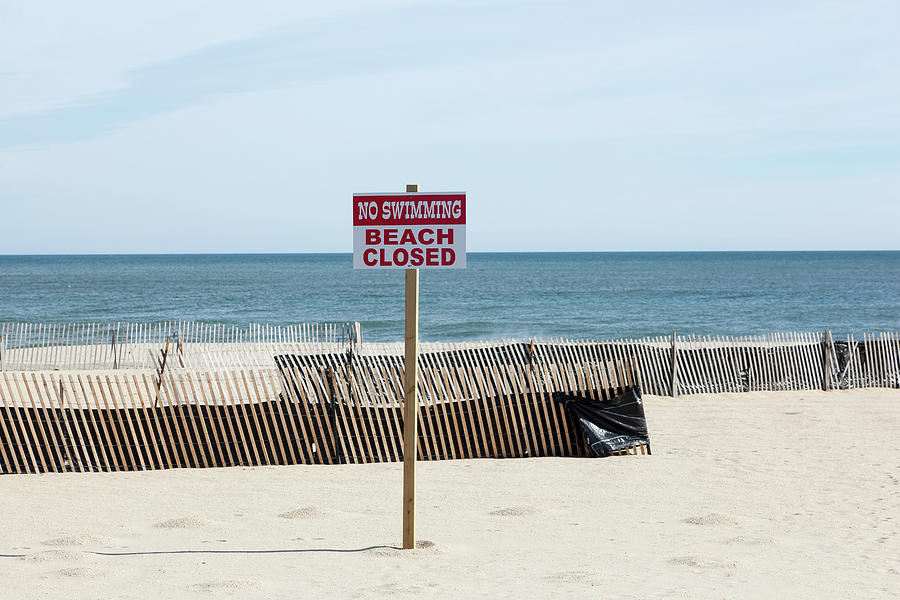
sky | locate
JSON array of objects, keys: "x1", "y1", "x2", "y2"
[{"x1": 0, "y1": 0, "x2": 898, "y2": 253}]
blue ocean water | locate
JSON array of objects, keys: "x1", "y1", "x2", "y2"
[{"x1": 0, "y1": 252, "x2": 897, "y2": 342}]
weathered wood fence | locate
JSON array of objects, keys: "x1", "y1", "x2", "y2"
[
  {"x1": 622, "y1": 331, "x2": 900, "y2": 395},
  {"x1": 3, "y1": 324, "x2": 897, "y2": 394},
  {"x1": 0, "y1": 321, "x2": 361, "y2": 371},
  {"x1": 0, "y1": 341, "x2": 637, "y2": 473},
  {"x1": 0, "y1": 330, "x2": 897, "y2": 474}
]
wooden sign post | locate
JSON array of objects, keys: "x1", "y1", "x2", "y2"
[
  {"x1": 352, "y1": 184, "x2": 466, "y2": 549},
  {"x1": 402, "y1": 184, "x2": 420, "y2": 550}
]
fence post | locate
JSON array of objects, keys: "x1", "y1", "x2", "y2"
[
  {"x1": 177, "y1": 328, "x2": 184, "y2": 368},
  {"x1": 668, "y1": 331, "x2": 678, "y2": 397},
  {"x1": 0, "y1": 334, "x2": 4, "y2": 371},
  {"x1": 324, "y1": 366, "x2": 343, "y2": 464},
  {"x1": 111, "y1": 329, "x2": 118, "y2": 369},
  {"x1": 154, "y1": 337, "x2": 171, "y2": 407},
  {"x1": 821, "y1": 331, "x2": 832, "y2": 391}
]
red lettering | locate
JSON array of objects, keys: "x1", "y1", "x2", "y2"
[
  {"x1": 358, "y1": 225, "x2": 461, "y2": 268},
  {"x1": 410, "y1": 247, "x2": 424, "y2": 266},
  {"x1": 426, "y1": 247, "x2": 439, "y2": 266}
]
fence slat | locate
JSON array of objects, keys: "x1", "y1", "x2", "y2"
[{"x1": 0, "y1": 374, "x2": 26, "y2": 473}]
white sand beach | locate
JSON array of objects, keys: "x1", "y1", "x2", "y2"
[{"x1": 1, "y1": 388, "x2": 897, "y2": 599}]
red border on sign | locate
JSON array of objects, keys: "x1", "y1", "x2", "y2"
[{"x1": 353, "y1": 193, "x2": 466, "y2": 226}]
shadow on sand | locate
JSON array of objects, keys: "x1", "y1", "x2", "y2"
[{"x1": 1, "y1": 545, "x2": 402, "y2": 558}]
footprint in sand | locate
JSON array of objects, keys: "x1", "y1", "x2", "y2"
[
  {"x1": 187, "y1": 579, "x2": 261, "y2": 593},
  {"x1": 682, "y1": 513, "x2": 737, "y2": 526},
  {"x1": 489, "y1": 506, "x2": 539, "y2": 517},
  {"x1": 19, "y1": 550, "x2": 88, "y2": 563},
  {"x1": 669, "y1": 556, "x2": 736, "y2": 569},
  {"x1": 154, "y1": 516, "x2": 215, "y2": 529},
  {"x1": 369, "y1": 582, "x2": 436, "y2": 595},
  {"x1": 42, "y1": 534, "x2": 113, "y2": 547},
  {"x1": 367, "y1": 547, "x2": 402, "y2": 558},
  {"x1": 542, "y1": 570, "x2": 598, "y2": 584},
  {"x1": 278, "y1": 506, "x2": 334, "y2": 520},
  {"x1": 368, "y1": 540, "x2": 438, "y2": 557},
  {"x1": 58, "y1": 567, "x2": 115, "y2": 578},
  {"x1": 727, "y1": 535, "x2": 774, "y2": 546}
]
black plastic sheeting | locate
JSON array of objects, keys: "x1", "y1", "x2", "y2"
[{"x1": 554, "y1": 387, "x2": 651, "y2": 457}]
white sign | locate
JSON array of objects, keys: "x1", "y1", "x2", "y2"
[{"x1": 353, "y1": 192, "x2": 466, "y2": 269}]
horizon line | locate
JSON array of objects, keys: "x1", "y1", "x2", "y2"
[{"x1": 1, "y1": 249, "x2": 899, "y2": 257}]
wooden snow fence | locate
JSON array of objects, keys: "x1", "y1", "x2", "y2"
[
  {"x1": 2, "y1": 324, "x2": 897, "y2": 393},
  {"x1": 0, "y1": 341, "x2": 639, "y2": 474},
  {"x1": 1, "y1": 332, "x2": 897, "y2": 474},
  {"x1": 0, "y1": 321, "x2": 361, "y2": 371},
  {"x1": 596, "y1": 331, "x2": 900, "y2": 396},
  {"x1": 275, "y1": 341, "x2": 640, "y2": 464}
]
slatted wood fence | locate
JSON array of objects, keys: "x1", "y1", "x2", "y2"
[
  {"x1": 613, "y1": 331, "x2": 900, "y2": 395},
  {"x1": 275, "y1": 341, "x2": 640, "y2": 464},
  {"x1": 0, "y1": 331, "x2": 897, "y2": 474},
  {"x1": 3, "y1": 324, "x2": 897, "y2": 394},
  {"x1": 0, "y1": 321, "x2": 361, "y2": 371},
  {"x1": 0, "y1": 341, "x2": 638, "y2": 473}
]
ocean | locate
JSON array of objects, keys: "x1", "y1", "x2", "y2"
[{"x1": 0, "y1": 252, "x2": 897, "y2": 342}]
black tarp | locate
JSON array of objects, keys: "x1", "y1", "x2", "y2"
[{"x1": 554, "y1": 387, "x2": 651, "y2": 457}]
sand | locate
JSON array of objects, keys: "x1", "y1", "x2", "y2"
[{"x1": 1, "y1": 388, "x2": 897, "y2": 599}]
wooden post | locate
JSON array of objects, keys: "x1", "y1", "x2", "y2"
[
  {"x1": 155, "y1": 336, "x2": 171, "y2": 408},
  {"x1": 111, "y1": 330, "x2": 118, "y2": 370},
  {"x1": 668, "y1": 330, "x2": 678, "y2": 397},
  {"x1": 325, "y1": 366, "x2": 343, "y2": 464},
  {"x1": 821, "y1": 330, "x2": 832, "y2": 391},
  {"x1": 403, "y1": 183, "x2": 420, "y2": 550}
]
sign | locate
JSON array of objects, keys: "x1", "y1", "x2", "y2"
[
  {"x1": 353, "y1": 192, "x2": 466, "y2": 269},
  {"x1": 353, "y1": 185, "x2": 465, "y2": 550}
]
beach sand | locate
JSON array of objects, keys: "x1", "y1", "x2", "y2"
[{"x1": 1, "y1": 388, "x2": 897, "y2": 599}]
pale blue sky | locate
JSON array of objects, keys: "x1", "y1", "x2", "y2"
[{"x1": 1, "y1": 0, "x2": 898, "y2": 253}]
